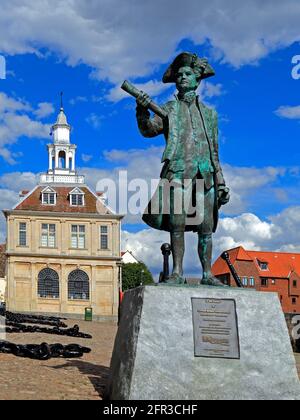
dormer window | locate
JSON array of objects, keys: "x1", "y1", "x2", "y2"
[
  {"x1": 41, "y1": 187, "x2": 57, "y2": 205},
  {"x1": 258, "y1": 260, "x2": 269, "y2": 271},
  {"x1": 70, "y1": 187, "x2": 85, "y2": 206}
]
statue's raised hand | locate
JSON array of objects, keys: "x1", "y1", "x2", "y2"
[{"x1": 136, "y1": 91, "x2": 151, "y2": 109}]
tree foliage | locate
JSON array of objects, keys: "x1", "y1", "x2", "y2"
[{"x1": 122, "y1": 262, "x2": 154, "y2": 291}]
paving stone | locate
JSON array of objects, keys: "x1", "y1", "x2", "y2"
[{"x1": 0, "y1": 319, "x2": 117, "y2": 400}]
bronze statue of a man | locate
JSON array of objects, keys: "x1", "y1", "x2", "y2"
[{"x1": 135, "y1": 52, "x2": 230, "y2": 286}]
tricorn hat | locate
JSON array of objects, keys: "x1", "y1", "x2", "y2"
[{"x1": 162, "y1": 52, "x2": 215, "y2": 84}]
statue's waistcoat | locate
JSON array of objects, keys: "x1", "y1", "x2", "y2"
[{"x1": 161, "y1": 98, "x2": 217, "y2": 171}]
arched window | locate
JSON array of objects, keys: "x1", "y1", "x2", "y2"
[
  {"x1": 68, "y1": 269, "x2": 90, "y2": 300},
  {"x1": 58, "y1": 151, "x2": 66, "y2": 169},
  {"x1": 38, "y1": 268, "x2": 59, "y2": 299}
]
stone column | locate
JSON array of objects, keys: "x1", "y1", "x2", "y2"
[
  {"x1": 112, "y1": 265, "x2": 119, "y2": 317},
  {"x1": 31, "y1": 263, "x2": 38, "y2": 312},
  {"x1": 61, "y1": 221, "x2": 67, "y2": 255},
  {"x1": 66, "y1": 151, "x2": 70, "y2": 169},
  {"x1": 60, "y1": 263, "x2": 68, "y2": 314},
  {"x1": 91, "y1": 222, "x2": 97, "y2": 256},
  {"x1": 48, "y1": 148, "x2": 52, "y2": 170},
  {"x1": 72, "y1": 151, "x2": 75, "y2": 171},
  {"x1": 55, "y1": 149, "x2": 59, "y2": 169},
  {"x1": 7, "y1": 260, "x2": 15, "y2": 311},
  {"x1": 31, "y1": 219, "x2": 37, "y2": 253},
  {"x1": 112, "y1": 222, "x2": 118, "y2": 256},
  {"x1": 91, "y1": 265, "x2": 97, "y2": 313}
]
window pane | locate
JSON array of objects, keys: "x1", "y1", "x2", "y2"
[
  {"x1": 41, "y1": 234, "x2": 48, "y2": 247},
  {"x1": 19, "y1": 223, "x2": 27, "y2": 246},
  {"x1": 71, "y1": 195, "x2": 77, "y2": 205},
  {"x1": 78, "y1": 195, "x2": 83, "y2": 206},
  {"x1": 78, "y1": 235, "x2": 85, "y2": 249},
  {"x1": 79, "y1": 225, "x2": 85, "y2": 233},
  {"x1": 101, "y1": 235, "x2": 108, "y2": 249},
  {"x1": 49, "y1": 224, "x2": 55, "y2": 233},
  {"x1": 19, "y1": 232, "x2": 26, "y2": 246},
  {"x1": 68, "y1": 270, "x2": 90, "y2": 300},
  {"x1": 71, "y1": 225, "x2": 78, "y2": 233},
  {"x1": 49, "y1": 234, "x2": 55, "y2": 248},
  {"x1": 38, "y1": 268, "x2": 59, "y2": 299},
  {"x1": 71, "y1": 235, "x2": 78, "y2": 248},
  {"x1": 101, "y1": 226, "x2": 108, "y2": 234}
]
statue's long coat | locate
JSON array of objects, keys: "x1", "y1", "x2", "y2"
[{"x1": 137, "y1": 97, "x2": 225, "y2": 233}]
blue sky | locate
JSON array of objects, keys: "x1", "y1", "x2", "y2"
[{"x1": 1, "y1": 0, "x2": 300, "y2": 276}]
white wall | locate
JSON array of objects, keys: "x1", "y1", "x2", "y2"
[{"x1": 122, "y1": 251, "x2": 139, "y2": 264}]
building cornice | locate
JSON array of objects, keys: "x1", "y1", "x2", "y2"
[
  {"x1": 2, "y1": 209, "x2": 124, "y2": 220},
  {"x1": 6, "y1": 251, "x2": 122, "y2": 261}
]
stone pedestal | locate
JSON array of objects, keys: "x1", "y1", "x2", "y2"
[{"x1": 106, "y1": 285, "x2": 300, "y2": 400}]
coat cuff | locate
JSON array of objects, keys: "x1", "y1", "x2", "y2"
[{"x1": 216, "y1": 171, "x2": 225, "y2": 187}]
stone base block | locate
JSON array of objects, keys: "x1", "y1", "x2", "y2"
[{"x1": 106, "y1": 285, "x2": 300, "y2": 400}]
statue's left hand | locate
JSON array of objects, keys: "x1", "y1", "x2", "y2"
[{"x1": 218, "y1": 186, "x2": 230, "y2": 206}]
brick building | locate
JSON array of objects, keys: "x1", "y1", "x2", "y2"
[
  {"x1": 2, "y1": 105, "x2": 123, "y2": 320},
  {"x1": 212, "y1": 246, "x2": 300, "y2": 314}
]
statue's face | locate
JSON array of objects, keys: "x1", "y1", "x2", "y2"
[{"x1": 176, "y1": 66, "x2": 199, "y2": 93}]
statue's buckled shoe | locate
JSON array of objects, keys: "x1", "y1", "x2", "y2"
[
  {"x1": 201, "y1": 277, "x2": 226, "y2": 287},
  {"x1": 166, "y1": 273, "x2": 185, "y2": 285}
]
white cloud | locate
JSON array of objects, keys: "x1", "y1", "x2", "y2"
[
  {"x1": 107, "y1": 80, "x2": 171, "y2": 103},
  {"x1": 0, "y1": 92, "x2": 31, "y2": 113},
  {"x1": 0, "y1": 188, "x2": 20, "y2": 243},
  {"x1": 86, "y1": 113, "x2": 104, "y2": 129},
  {"x1": 275, "y1": 105, "x2": 300, "y2": 120},
  {"x1": 199, "y1": 82, "x2": 224, "y2": 101},
  {"x1": 0, "y1": 0, "x2": 300, "y2": 87},
  {"x1": 122, "y1": 208, "x2": 300, "y2": 278},
  {"x1": 0, "y1": 171, "x2": 38, "y2": 192},
  {"x1": 222, "y1": 164, "x2": 285, "y2": 214},
  {"x1": 0, "y1": 92, "x2": 51, "y2": 163},
  {"x1": 69, "y1": 96, "x2": 88, "y2": 106},
  {"x1": 33, "y1": 102, "x2": 55, "y2": 119},
  {"x1": 81, "y1": 154, "x2": 93, "y2": 163}
]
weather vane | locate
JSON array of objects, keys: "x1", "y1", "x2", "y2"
[{"x1": 60, "y1": 91, "x2": 64, "y2": 110}]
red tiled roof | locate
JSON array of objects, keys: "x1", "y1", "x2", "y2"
[
  {"x1": 0, "y1": 244, "x2": 6, "y2": 278},
  {"x1": 247, "y1": 250, "x2": 300, "y2": 278},
  {"x1": 15, "y1": 186, "x2": 112, "y2": 215},
  {"x1": 213, "y1": 246, "x2": 300, "y2": 279}
]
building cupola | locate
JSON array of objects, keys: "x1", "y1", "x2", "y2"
[{"x1": 39, "y1": 93, "x2": 85, "y2": 185}]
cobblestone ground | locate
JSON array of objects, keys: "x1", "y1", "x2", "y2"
[
  {"x1": 1, "y1": 321, "x2": 300, "y2": 400},
  {"x1": 0, "y1": 319, "x2": 117, "y2": 400}
]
